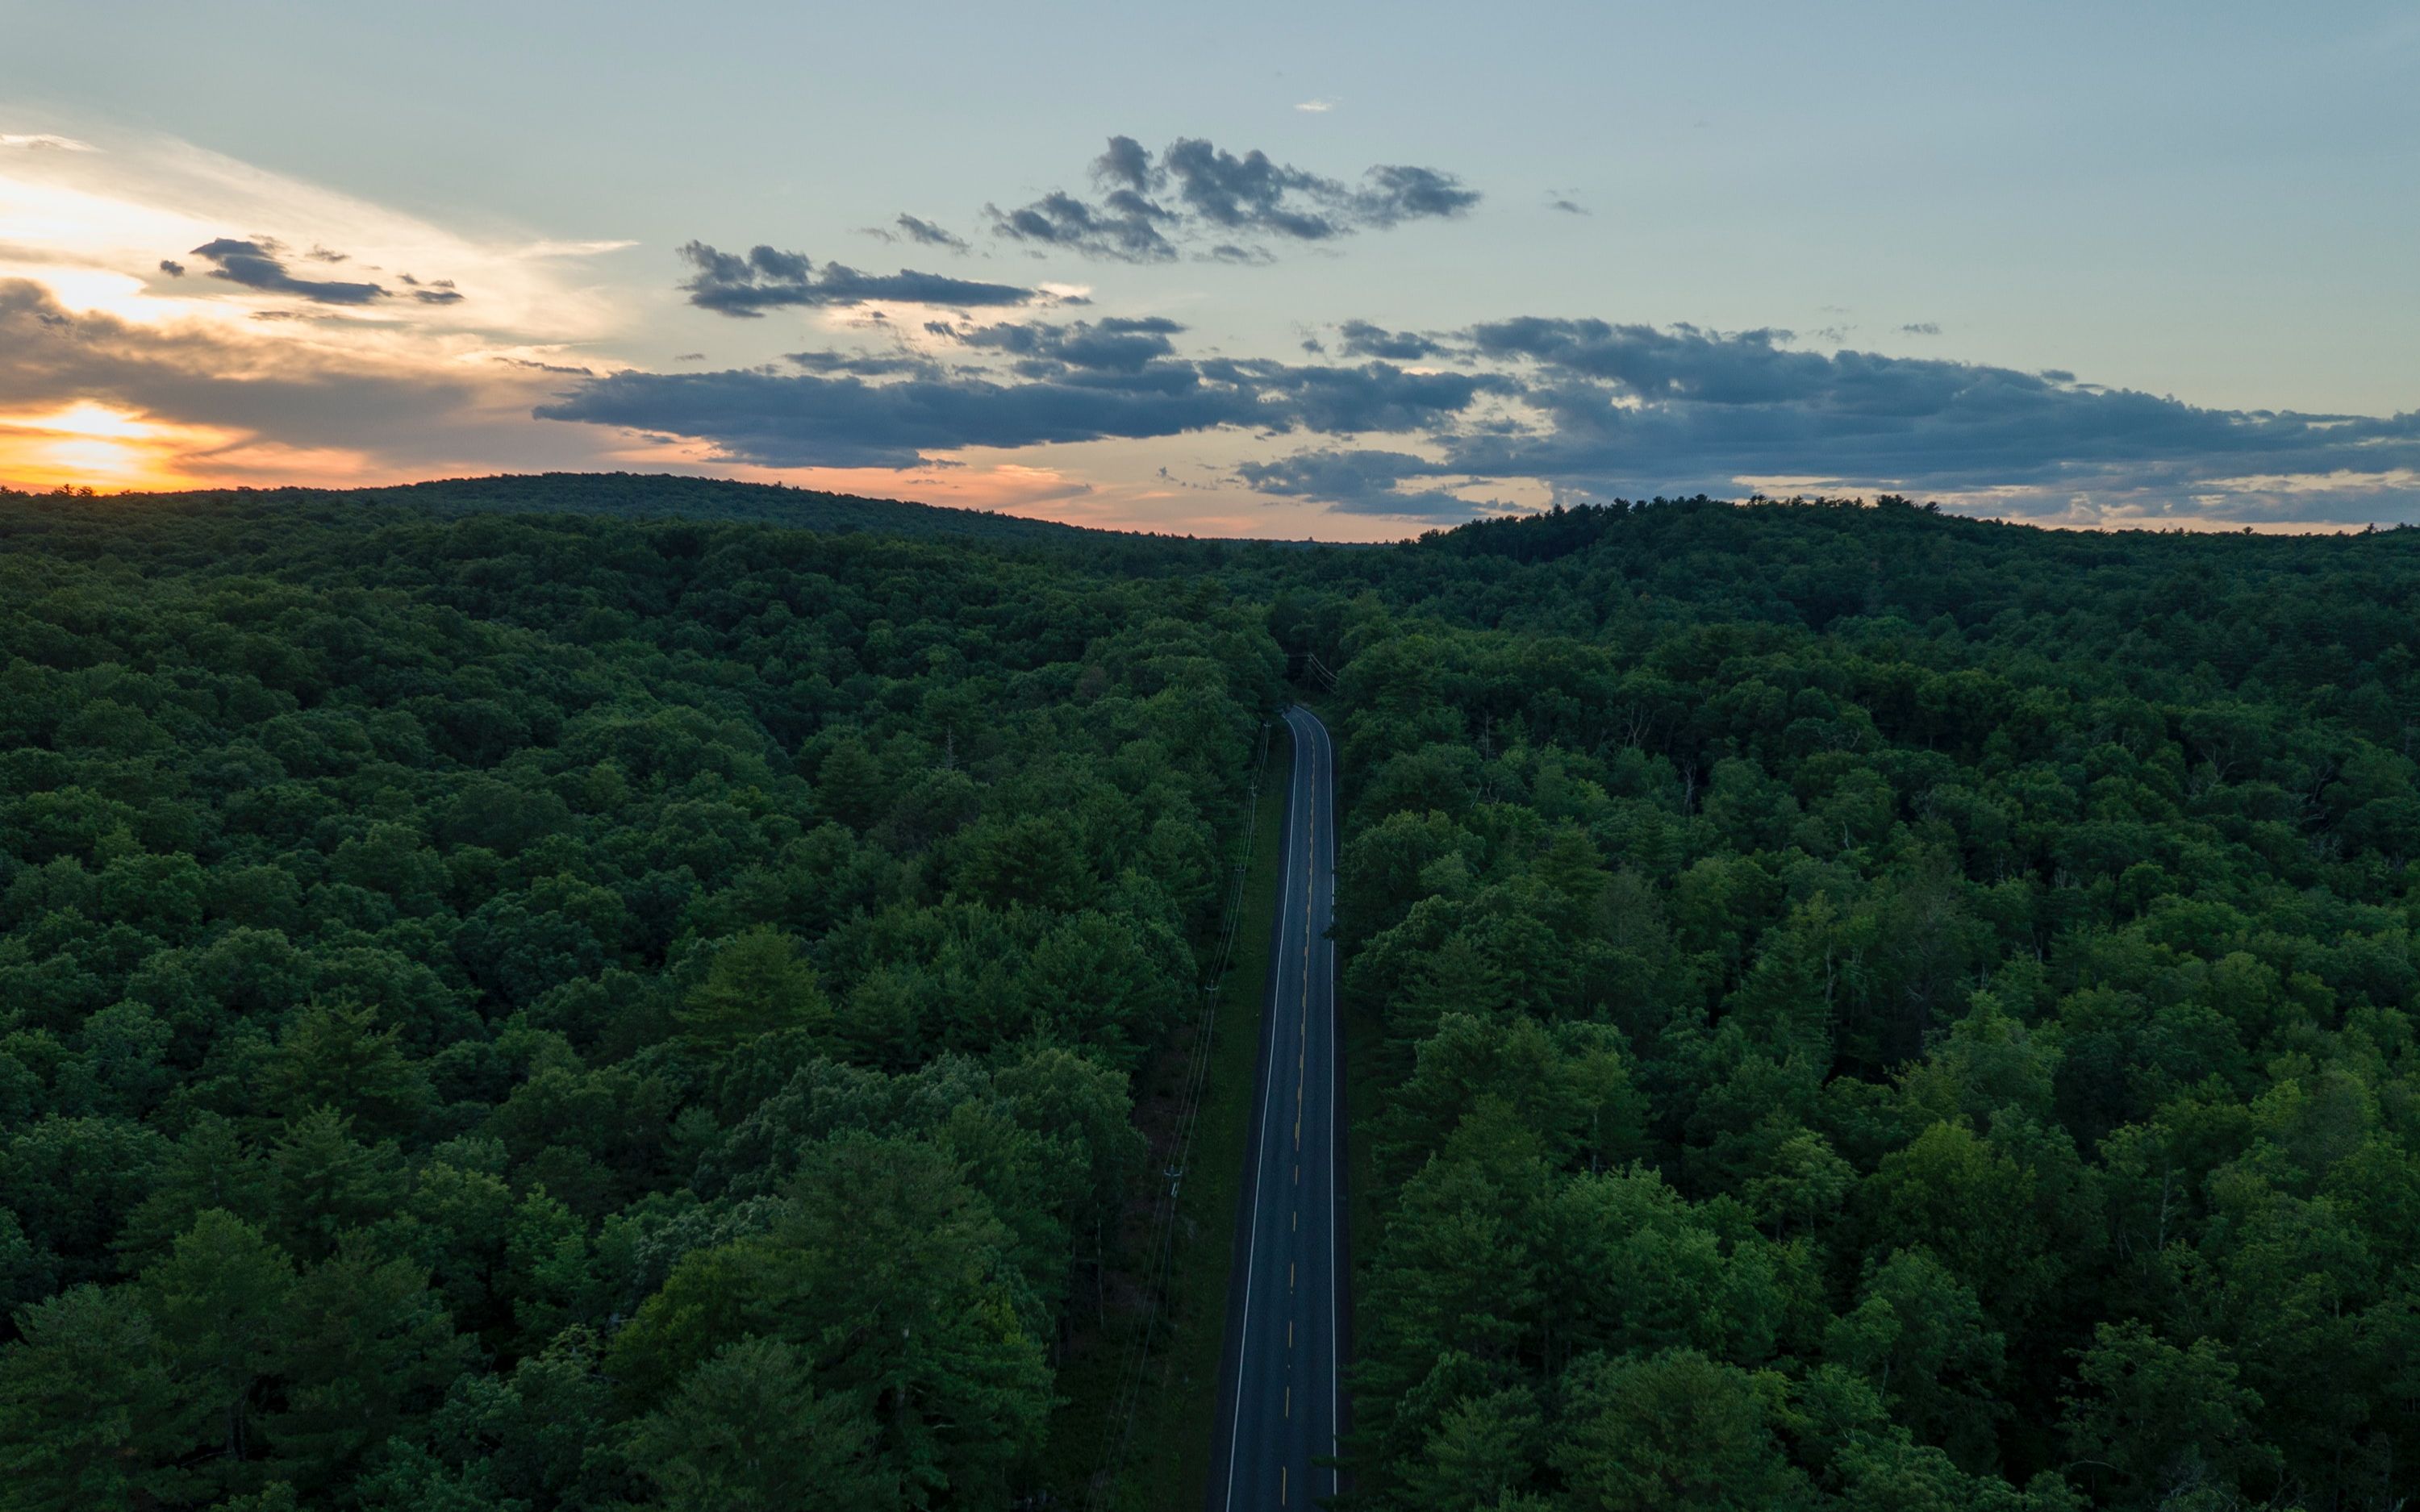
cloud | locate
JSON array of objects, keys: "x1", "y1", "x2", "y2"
[
  {"x1": 1418, "y1": 318, "x2": 2420, "y2": 520},
  {"x1": 539, "y1": 366, "x2": 1255, "y2": 469},
  {"x1": 936, "y1": 314, "x2": 1187, "y2": 374},
  {"x1": 1235, "y1": 448, "x2": 1480, "y2": 517},
  {"x1": 536, "y1": 314, "x2": 1499, "y2": 471},
  {"x1": 1296, "y1": 98, "x2": 1337, "y2": 114},
  {"x1": 157, "y1": 259, "x2": 184, "y2": 277},
  {"x1": 1901, "y1": 322, "x2": 1941, "y2": 335},
  {"x1": 677, "y1": 240, "x2": 1036, "y2": 315},
  {"x1": 987, "y1": 188, "x2": 1178, "y2": 264},
  {"x1": 0, "y1": 276, "x2": 491, "y2": 477},
  {"x1": 594, "y1": 305, "x2": 2416, "y2": 525},
  {"x1": 987, "y1": 135, "x2": 1479, "y2": 263},
  {"x1": 1548, "y1": 197, "x2": 1589, "y2": 216},
  {"x1": 0, "y1": 134, "x2": 94, "y2": 152},
  {"x1": 1356, "y1": 165, "x2": 1482, "y2": 227},
  {"x1": 891, "y1": 215, "x2": 969, "y2": 252},
  {"x1": 1336, "y1": 319, "x2": 1442, "y2": 360},
  {"x1": 188, "y1": 236, "x2": 390, "y2": 304}
]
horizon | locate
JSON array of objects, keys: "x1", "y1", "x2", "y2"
[
  {"x1": 3, "y1": 2, "x2": 2415, "y2": 539},
  {"x1": 2, "y1": 471, "x2": 2398, "y2": 544}
]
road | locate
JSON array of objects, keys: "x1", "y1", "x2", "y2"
[{"x1": 1208, "y1": 704, "x2": 1345, "y2": 1511}]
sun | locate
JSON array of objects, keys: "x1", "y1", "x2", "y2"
[{"x1": 0, "y1": 401, "x2": 234, "y2": 492}]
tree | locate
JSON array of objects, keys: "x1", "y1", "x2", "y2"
[
  {"x1": 1396, "y1": 1385, "x2": 1543, "y2": 1512},
  {"x1": 677, "y1": 927, "x2": 831, "y2": 1044},
  {"x1": 271, "y1": 1242, "x2": 471, "y2": 1492},
  {"x1": 258, "y1": 1000, "x2": 433, "y2": 1139},
  {"x1": 813, "y1": 738, "x2": 888, "y2": 831},
  {"x1": 630, "y1": 1336, "x2": 886, "y2": 1511},
  {"x1": 607, "y1": 1135, "x2": 1052, "y2": 1502},
  {"x1": 1550, "y1": 1348, "x2": 1805, "y2": 1511},
  {"x1": 2063, "y1": 1322, "x2": 2275, "y2": 1505},
  {"x1": 0, "y1": 1285, "x2": 182, "y2": 1511},
  {"x1": 140, "y1": 1210, "x2": 297, "y2": 1471},
  {"x1": 1823, "y1": 1249, "x2": 2005, "y2": 1466}
]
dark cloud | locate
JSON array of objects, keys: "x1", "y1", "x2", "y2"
[
  {"x1": 302, "y1": 246, "x2": 348, "y2": 264},
  {"x1": 413, "y1": 289, "x2": 465, "y2": 305},
  {"x1": 536, "y1": 310, "x2": 1496, "y2": 470},
  {"x1": 1356, "y1": 165, "x2": 1482, "y2": 226},
  {"x1": 677, "y1": 241, "x2": 1036, "y2": 316},
  {"x1": 1901, "y1": 322, "x2": 1941, "y2": 335},
  {"x1": 1095, "y1": 134, "x2": 1154, "y2": 193},
  {"x1": 1158, "y1": 137, "x2": 1345, "y2": 239},
  {"x1": 987, "y1": 189, "x2": 1178, "y2": 263},
  {"x1": 189, "y1": 237, "x2": 388, "y2": 305},
  {"x1": 1548, "y1": 198, "x2": 1589, "y2": 216},
  {"x1": 988, "y1": 135, "x2": 1479, "y2": 263},
  {"x1": 1236, "y1": 448, "x2": 1478, "y2": 517},
  {"x1": 1427, "y1": 318, "x2": 2420, "y2": 515},
  {"x1": 538, "y1": 366, "x2": 1258, "y2": 469},
  {"x1": 893, "y1": 215, "x2": 969, "y2": 252},
  {"x1": 786, "y1": 349, "x2": 943, "y2": 377},
  {"x1": 1336, "y1": 319, "x2": 1442, "y2": 361},
  {"x1": 1195, "y1": 356, "x2": 1502, "y2": 435},
  {"x1": 937, "y1": 315, "x2": 1187, "y2": 374},
  {"x1": 499, "y1": 357, "x2": 599, "y2": 376},
  {"x1": 536, "y1": 289, "x2": 2420, "y2": 526},
  {"x1": 157, "y1": 260, "x2": 184, "y2": 277}
]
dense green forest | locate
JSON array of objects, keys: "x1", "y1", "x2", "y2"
[
  {"x1": 1283, "y1": 498, "x2": 2420, "y2": 1512},
  {"x1": 0, "y1": 489, "x2": 1279, "y2": 1509},
  {"x1": 8, "y1": 480, "x2": 2420, "y2": 1510}
]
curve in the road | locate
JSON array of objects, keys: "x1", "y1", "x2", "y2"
[{"x1": 1208, "y1": 705, "x2": 1344, "y2": 1511}]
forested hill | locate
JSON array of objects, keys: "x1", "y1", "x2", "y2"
[
  {"x1": 1299, "y1": 494, "x2": 2420, "y2": 657},
  {"x1": 27, "y1": 472, "x2": 1118, "y2": 549},
  {"x1": 1269, "y1": 497, "x2": 2420, "y2": 1511},
  {"x1": 388, "y1": 473, "x2": 1104, "y2": 544}
]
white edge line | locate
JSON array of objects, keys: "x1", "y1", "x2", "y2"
[
  {"x1": 1319, "y1": 714, "x2": 1341, "y2": 1493},
  {"x1": 1223, "y1": 707, "x2": 1304, "y2": 1511}
]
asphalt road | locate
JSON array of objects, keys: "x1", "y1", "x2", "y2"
[{"x1": 1208, "y1": 705, "x2": 1344, "y2": 1511}]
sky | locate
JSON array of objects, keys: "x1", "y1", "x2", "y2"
[{"x1": 2, "y1": 1, "x2": 2415, "y2": 539}]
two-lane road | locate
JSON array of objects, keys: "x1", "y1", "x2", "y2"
[{"x1": 1209, "y1": 705, "x2": 1344, "y2": 1510}]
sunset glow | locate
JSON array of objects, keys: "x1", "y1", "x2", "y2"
[{"x1": 0, "y1": 402, "x2": 232, "y2": 491}]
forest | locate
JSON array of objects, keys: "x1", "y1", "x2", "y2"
[
  {"x1": 6, "y1": 479, "x2": 2420, "y2": 1510},
  {"x1": 0, "y1": 488, "x2": 1279, "y2": 1510},
  {"x1": 1283, "y1": 498, "x2": 2420, "y2": 1512}
]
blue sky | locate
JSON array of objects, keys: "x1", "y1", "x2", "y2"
[{"x1": 2, "y1": 0, "x2": 2414, "y2": 535}]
